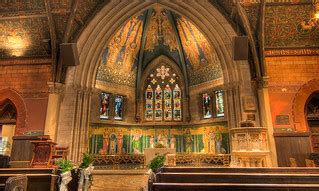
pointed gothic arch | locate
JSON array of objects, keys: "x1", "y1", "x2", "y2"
[
  {"x1": 0, "y1": 88, "x2": 27, "y2": 135},
  {"x1": 57, "y1": 1, "x2": 254, "y2": 162}
]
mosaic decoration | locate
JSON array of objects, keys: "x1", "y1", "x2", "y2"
[
  {"x1": 96, "y1": 14, "x2": 144, "y2": 87},
  {"x1": 265, "y1": 4, "x2": 319, "y2": 48},
  {"x1": 176, "y1": 16, "x2": 223, "y2": 85},
  {"x1": 244, "y1": 4, "x2": 260, "y2": 36},
  {"x1": 215, "y1": 90, "x2": 225, "y2": 117},
  {"x1": 89, "y1": 124, "x2": 229, "y2": 155},
  {"x1": 202, "y1": 93, "x2": 212, "y2": 119},
  {"x1": 71, "y1": 0, "x2": 106, "y2": 39},
  {"x1": 144, "y1": 64, "x2": 182, "y2": 121},
  {"x1": 100, "y1": 92, "x2": 110, "y2": 120},
  {"x1": 145, "y1": 6, "x2": 178, "y2": 52},
  {"x1": 0, "y1": 18, "x2": 50, "y2": 58},
  {"x1": 114, "y1": 95, "x2": 123, "y2": 120},
  {"x1": 0, "y1": 0, "x2": 45, "y2": 13}
]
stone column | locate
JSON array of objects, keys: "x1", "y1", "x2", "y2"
[
  {"x1": 69, "y1": 86, "x2": 92, "y2": 163},
  {"x1": 257, "y1": 76, "x2": 278, "y2": 166},
  {"x1": 44, "y1": 82, "x2": 64, "y2": 141}
]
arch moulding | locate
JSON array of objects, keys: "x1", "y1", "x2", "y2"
[
  {"x1": 292, "y1": 78, "x2": 319, "y2": 132},
  {"x1": 57, "y1": 0, "x2": 254, "y2": 162},
  {"x1": 0, "y1": 88, "x2": 27, "y2": 135}
]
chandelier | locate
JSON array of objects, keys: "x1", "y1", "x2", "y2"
[{"x1": 300, "y1": 0, "x2": 319, "y2": 31}]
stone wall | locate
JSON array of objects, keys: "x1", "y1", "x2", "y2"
[
  {"x1": 266, "y1": 56, "x2": 319, "y2": 132},
  {"x1": 0, "y1": 58, "x2": 51, "y2": 134}
]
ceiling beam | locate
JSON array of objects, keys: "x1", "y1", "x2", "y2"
[
  {"x1": 56, "y1": 0, "x2": 80, "y2": 83},
  {"x1": 235, "y1": 0, "x2": 262, "y2": 79},
  {"x1": 136, "y1": 9, "x2": 153, "y2": 100},
  {"x1": 0, "y1": 12, "x2": 46, "y2": 21},
  {"x1": 44, "y1": 0, "x2": 57, "y2": 82},
  {"x1": 166, "y1": 11, "x2": 189, "y2": 97},
  {"x1": 258, "y1": 0, "x2": 266, "y2": 77}
]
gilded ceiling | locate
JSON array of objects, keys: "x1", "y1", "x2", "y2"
[
  {"x1": 96, "y1": 6, "x2": 223, "y2": 87},
  {"x1": 0, "y1": 0, "x2": 318, "y2": 83}
]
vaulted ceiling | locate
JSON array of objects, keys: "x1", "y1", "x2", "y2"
[
  {"x1": 0, "y1": 0, "x2": 318, "y2": 82},
  {"x1": 96, "y1": 6, "x2": 222, "y2": 87}
]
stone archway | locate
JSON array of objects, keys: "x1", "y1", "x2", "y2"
[
  {"x1": 56, "y1": 0, "x2": 255, "y2": 162},
  {"x1": 0, "y1": 88, "x2": 27, "y2": 135},
  {"x1": 292, "y1": 79, "x2": 319, "y2": 132}
]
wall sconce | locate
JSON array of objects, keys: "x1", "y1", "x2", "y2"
[{"x1": 300, "y1": 0, "x2": 319, "y2": 31}]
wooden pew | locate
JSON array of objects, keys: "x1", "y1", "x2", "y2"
[
  {"x1": 157, "y1": 172, "x2": 319, "y2": 184},
  {"x1": 151, "y1": 167, "x2": 319, "y2": 191},
  {"x1": 160, "y1": 167, "x2": 319, "y2": 174},
  {"x1": 152, "y1": 183, "x2": 319, "y2": 191},
  {"x1": 0, "y1": 168, "x2": 57, "y2": 191}
]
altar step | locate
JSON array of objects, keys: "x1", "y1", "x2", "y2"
[{"x1": 150, "y1": 167, "x2": 319, "y2": 191}]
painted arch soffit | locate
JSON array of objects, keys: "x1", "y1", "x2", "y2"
[
  {"x1": 96, "y1": 6, "x2": 223, "y2": 88},
  {"x1": 96, "y1": 13, "x2": 145, "y2": 87}
]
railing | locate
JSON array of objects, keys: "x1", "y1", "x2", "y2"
[
  {"x1": 92, "y1": 154, "x2": 231, "y2": 169},
  {"x1": 176, "y1": 154, "x2": 231, "y2": 167}
]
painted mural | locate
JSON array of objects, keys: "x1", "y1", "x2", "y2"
[
  {"x1": 176, "y1": 16, "x2": 223, "y2": 85},
  {"x1": 145, "y1": 6, "x2": 178, "y2": 52},
  {"x1": 96, "y1": 13, "x2": 145, "y2": 87},
  {"x1": 89, "y1": 124, "x2": 229, "y2": 155}
]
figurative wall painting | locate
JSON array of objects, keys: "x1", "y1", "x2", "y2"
[{"x1": 89, "y1": 124, "x2": 229, "y2": 155}]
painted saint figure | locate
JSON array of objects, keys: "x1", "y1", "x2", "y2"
[
  {"x1": 132, "y1": 132, "x2": 141, "y2": 154},
  {"x1": 117, "y1": 132, "x2": 123, "y2": 154},
  {"x1": 184, "y1": 129, "x2": 193, "y2": 153},
  {"x1": 150, "y1": 135, "x2": 155, "y2": 148},
  {"x1": 109, "y1": 134, "x2": 117, "y2": 155},
  {"x1": 170, "y1": 135, "x2": 176, "y2": 149},
  {"x1": 100, "y1": 132, "x2": 109, "y2": 155}
]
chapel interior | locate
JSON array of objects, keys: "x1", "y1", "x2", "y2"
[{"x1": 0, "y1": 0, "x2": 319, "y2": 190}]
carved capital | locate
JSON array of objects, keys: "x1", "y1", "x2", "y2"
[
  {"x1": 48, "y1": 82, "x2": 64, "y2": 94},
  {"x1": 257, "y1": 76, "x2": 269, "y2": 89}
]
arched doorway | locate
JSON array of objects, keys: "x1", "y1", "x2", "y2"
[
  {"x1": 0, "y1": 100, "x2": 17, "y2": 156},
  {"x1": 306, "y1": 92, "x2": 319, "y2": 152}
]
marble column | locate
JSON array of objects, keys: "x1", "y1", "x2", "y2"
[
  {"x1": 44, "y1": 82, "x2": 64, "y2": 141},
  {"x1": 257, "y1": 76, "x2": 278, "y2": 167}
]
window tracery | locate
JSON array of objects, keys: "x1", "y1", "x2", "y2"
[{"x1": 144, "y1": 64, "x2": 182, "y2": 121}]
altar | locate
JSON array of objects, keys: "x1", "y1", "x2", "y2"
[{"x1": 144, "y1": 148, "x2": 176, "y2": 165}]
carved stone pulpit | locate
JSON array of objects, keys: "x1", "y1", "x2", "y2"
[{"x1": 30, "y1": 140, "x2": 57, "y2": 168}]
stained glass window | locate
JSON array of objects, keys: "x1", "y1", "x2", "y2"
[
  {"x1": 155, "y1": 85, "x2": 163, "y2": 120},
  {"x1": 164, "y1": 84, "x2": 172, "y2": 120},
  {"x1": 202, "y1": 93, "x2": 212, "y2": 119},
  {"x1": 114, "y1": 95, "x2": 123, "y2": 120},
  {"x1": 173, "y1": 84, "x2": 182, "y2": 120},
  {"x1": 145, "y1": 85, "x2": 154, "y2": 121},
  {"x1": 215, "y1": 90, "x2": 224, "y2": 117},
  {"x1": 144, "y1": 64, "x2": 182, "y2": 121},
  {"x1": 100, "y1": 92, "x2": 110, "y2": 120}
]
